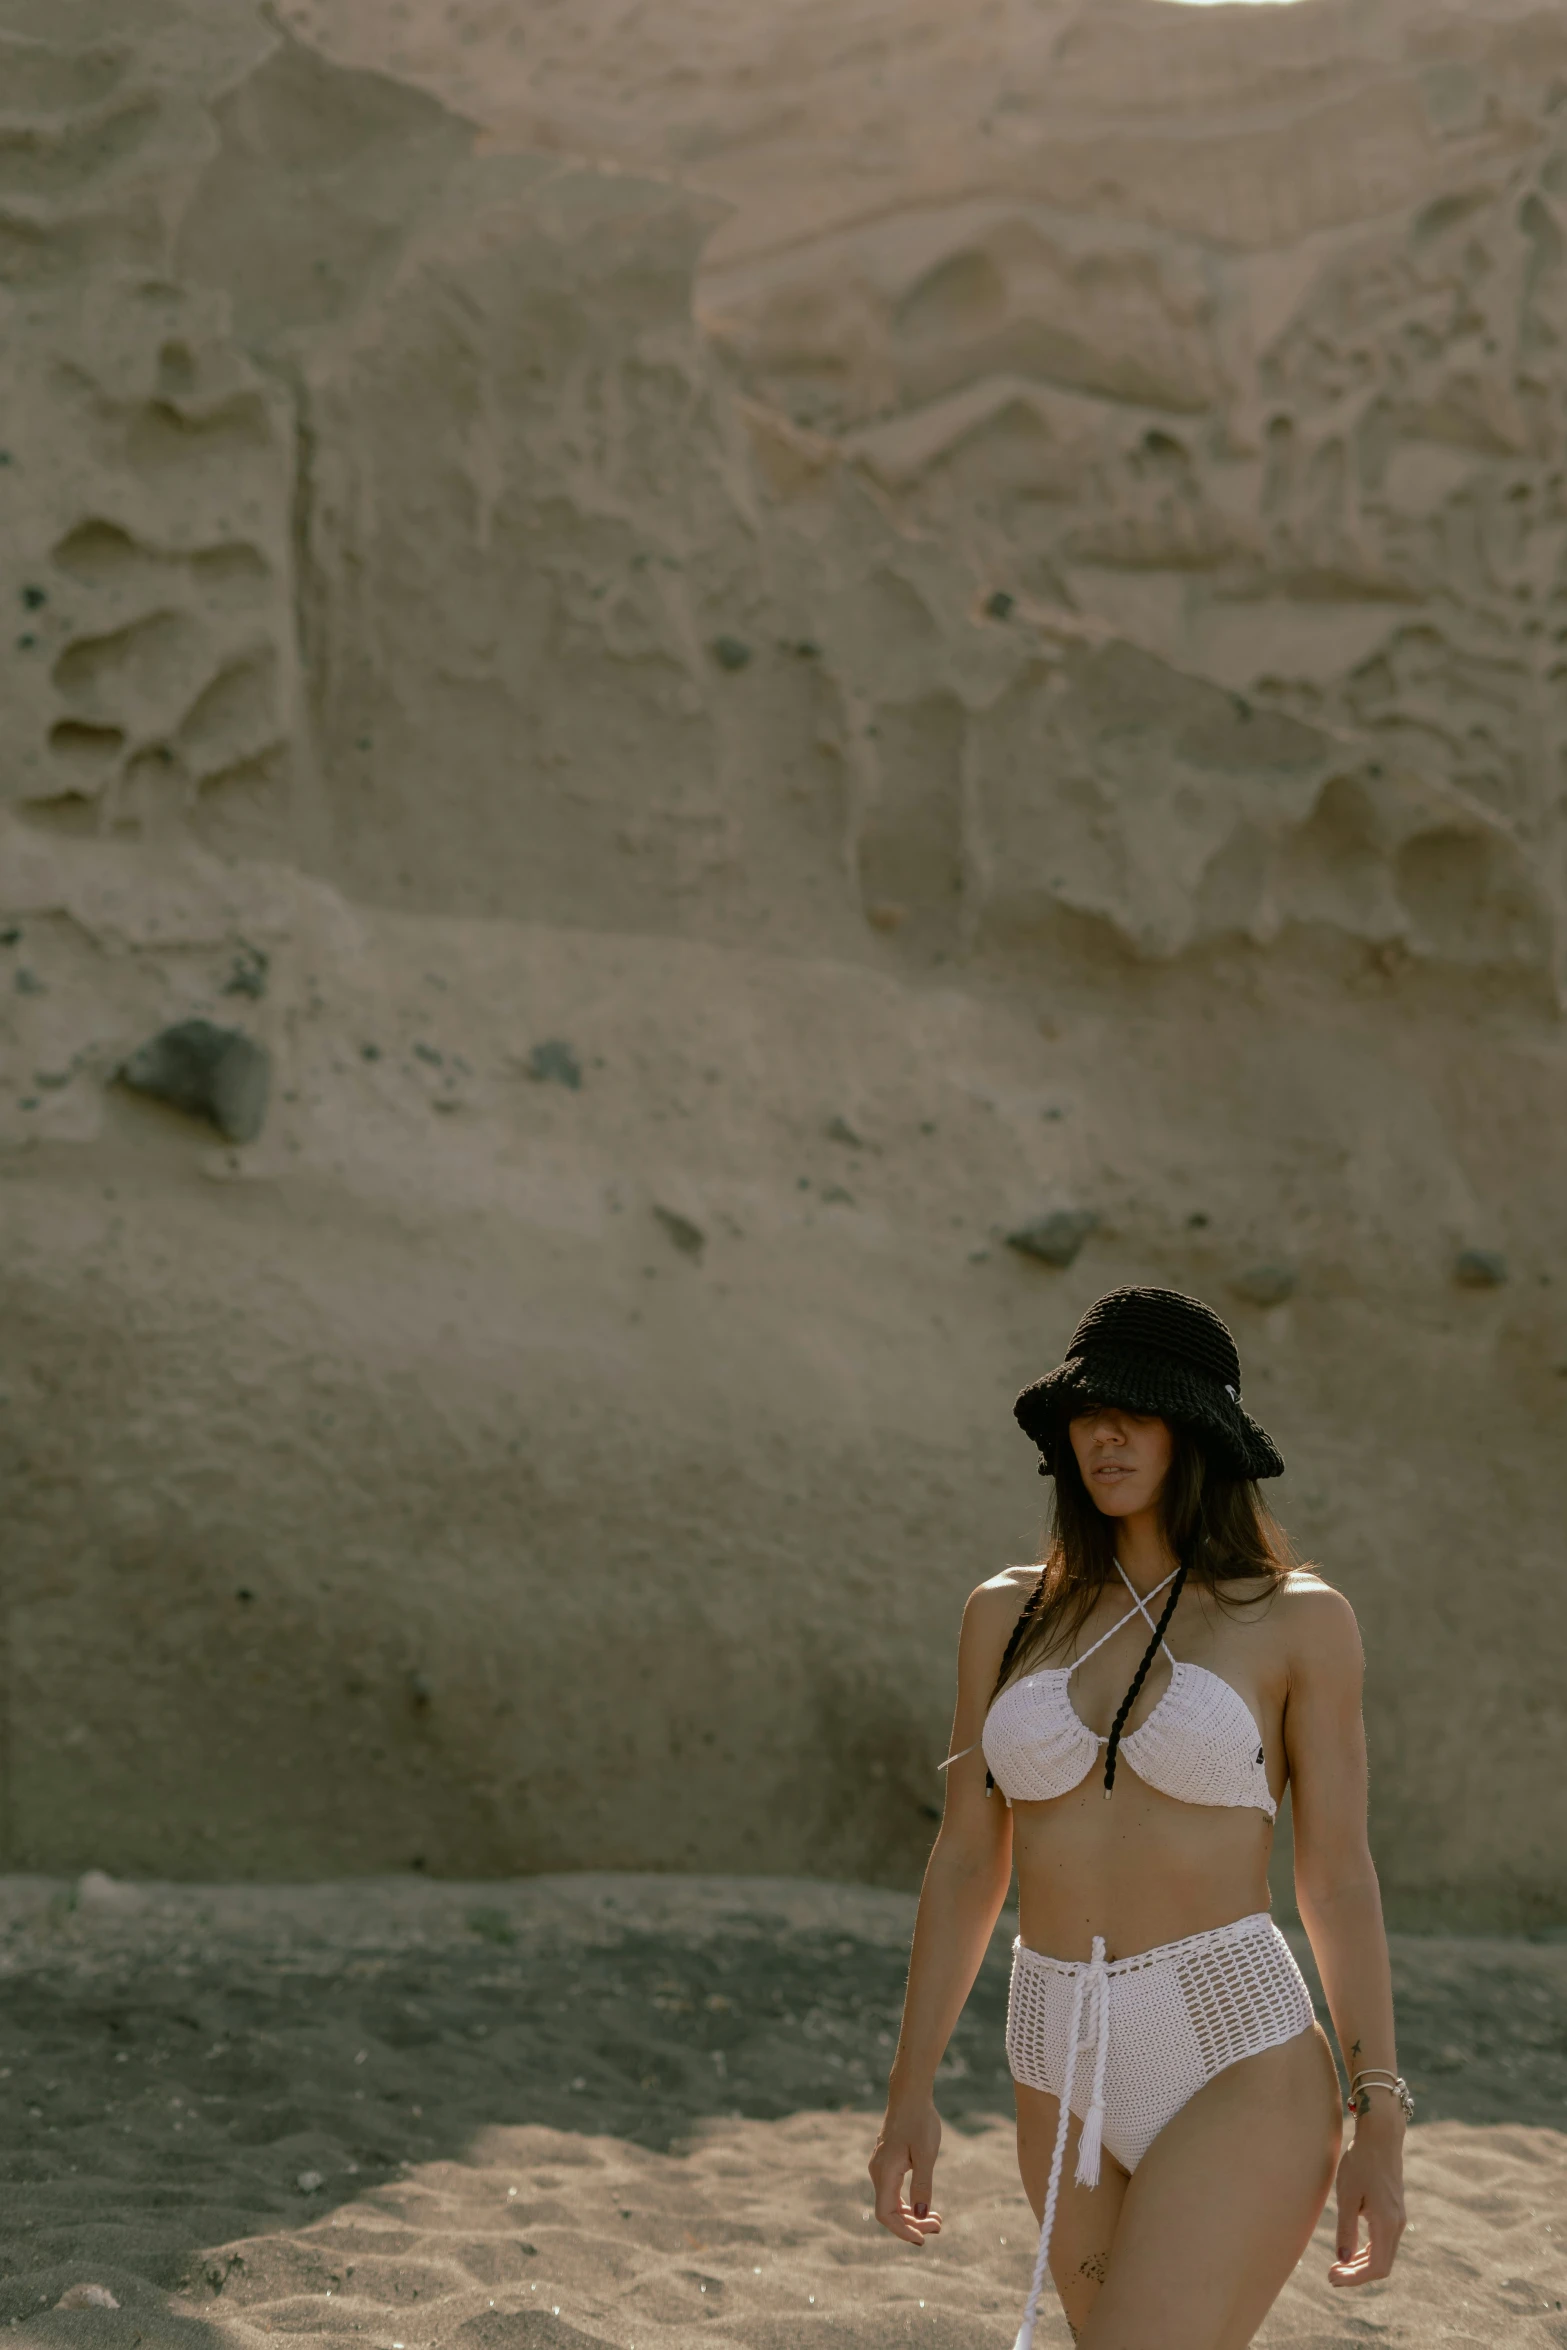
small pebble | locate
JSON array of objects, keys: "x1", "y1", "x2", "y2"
[
  {"x1": 525, "y1": 1039, "x2": 581, "y2": 1089},
  {"x1": 653, "y1": 1205, "x2": 704, "y2": 1258},
  {"x1": 1232, "y1": 1265, "x2": 1296, "y2": 1308},
  {"x1": 1006, "y1": 1210, "x2": 1098, "y2": 1269},
  {"x1": 222, "y1": 945, "x2": 269, "y2": 1000}
]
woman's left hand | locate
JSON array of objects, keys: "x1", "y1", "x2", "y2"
[{"x1": 1329, "y1": 2112, "x2": 1406, "y2": 2286}]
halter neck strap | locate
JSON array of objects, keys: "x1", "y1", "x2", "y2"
[
  {"x1": 1113, "y1": 1559, "x2": 1180, "y2": 1665},
  {"x1": 1068, "y1": 1564, "x2": 1180, "y2": 1673}
]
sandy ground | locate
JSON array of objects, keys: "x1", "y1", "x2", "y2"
[{"x1": 0, "y1": 1875, "x2": 1560, "y2": 2349}]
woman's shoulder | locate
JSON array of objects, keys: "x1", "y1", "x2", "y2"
[
  {"x1": 958, "y1": 1565, "x2": 1042, "y2": 1687},
  {"x1": 1266, "y1": 1567, "x2": 1363, "y2": 1664},
  {"x1": 967, "y1": 1562, "x2": 1041, "y2": 1613},
  {"x1": 961, "y1": 1563, "x2": 1040, "y2": 1642}
]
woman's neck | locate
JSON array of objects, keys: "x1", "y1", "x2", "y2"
[{"x1": 1115, "y1": 1512, "x2": 1179, "y2": 1597}]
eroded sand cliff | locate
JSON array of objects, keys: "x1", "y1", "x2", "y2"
[{"x1": 0, "y1": 0, "x2": 1563, "y2": 1921}]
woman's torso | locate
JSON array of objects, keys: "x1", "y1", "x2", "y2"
[{"x1": 990, "y1": 1565, "x2": 1305, "y2": 1963}]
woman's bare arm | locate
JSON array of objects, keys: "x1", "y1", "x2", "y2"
[
  {"x1": 868, "y1": 1576, "x2": 1021, "y2": 2246},
  {"x1": 1285, "y1": 1579, "x2": 1406, "y2": 2287}
]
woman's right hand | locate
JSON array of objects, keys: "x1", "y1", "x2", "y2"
[{"x1": 868, "y1": 2096, "x2": 943, "y2": 2245}]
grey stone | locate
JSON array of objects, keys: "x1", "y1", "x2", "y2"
[
  {"x1": 526, "y1": 1038, "x2": 581, "y2": 1089},
  {"x1": 1006, "y1": 1209, "x2": 1099, "y2": 1268},
  {"x1": 222, "y1": 944, "x2": 269, "y2": 999},
  {"x1": 711, "y1": 634, "x2": 752, "y2": 671},
  {"x1": 654, "y1": 1204, "x2": 705, "y2": 1258},
  {"x1": 985, "y1": 589, "x2": 1015, "y2": 620},
  {"x1": 119, "y1": 1020, "x2": 270, "y2": 1143},
  {"x1": 1455, "y1": 1248, "x2": 1507, "y2": 1288},
  {"x1": 74, "y1": 1869, "x2": 147, "y2": 1916},
  {"x1": 1232, "y1": 1264, "x2": 1297, "y2": 1308},
  {"x1": 825, "y1": 1114, "x2": 864, "y2": 1147}
]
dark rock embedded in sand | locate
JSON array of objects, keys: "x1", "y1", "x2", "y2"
[
  {"x1": 710, "y1": 634, "x2": 752, "y2": 671},
  {"x1": 1455, "y1": 1248, "x2": 1507, "y2": 1287},
  {"x1": 526, "y1": 1039, "x2": 582, "y2": 1089},
  {"x1": 222, "y1": 944, "x2": 269, "y2": 1000},
  {"x1": 654, "y1": 1205, "x2": 705, "y2": 1257},
  {"x1": 119, "y1": 1020, "x2": 271, "y2": 1143},
  {"x1": 1006, "y1": 1209, "x2": 1099, "y2": 1268}
]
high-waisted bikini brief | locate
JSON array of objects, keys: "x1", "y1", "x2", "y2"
[
  {"x1": 1004, "y1": 1912, "x2": 1314, "y2": 2350},
  {"x1": 1006, "y1": 1909, "x2": 1313, "y2": 2170}
]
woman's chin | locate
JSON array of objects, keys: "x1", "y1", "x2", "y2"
[{"x1": 1089, "y1": 1485, "x2": 1147, "y2": 1516}]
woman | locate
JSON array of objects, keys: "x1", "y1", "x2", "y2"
[{"x1": 869, "y1": 1286, "x2": 1407, "y2": 2350}]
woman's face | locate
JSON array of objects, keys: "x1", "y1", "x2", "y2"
[{"x1": 1068, "y1": 1407, "x2": 1174, "y2": 1518}]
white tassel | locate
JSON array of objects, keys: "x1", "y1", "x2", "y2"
[
  {"x1": 1074, "y1": 1940, "x2": 1111, "y2": 2191},
  {"x1": 1012, "y1": 2321, "x2": 1036, "y2": 2350},
  {"x1": 1074, "y1": 2098, "x2": 1104, "y2": 2189}
]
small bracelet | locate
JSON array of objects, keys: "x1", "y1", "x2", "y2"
[{"x1": 1347, "y1": 2071, "x2": 1414, "y2": 2123}]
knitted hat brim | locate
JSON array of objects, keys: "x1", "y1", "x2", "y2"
[{"x1": 1015, "y1": 1341, "x2": 1284, "y2": 1482}]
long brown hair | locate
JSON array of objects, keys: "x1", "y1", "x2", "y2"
[{"x1": 992, "y1": 1420, "x2": 1294, "y2": 1707}]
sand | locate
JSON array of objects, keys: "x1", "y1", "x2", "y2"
[{"x1": 0, "y1": 1872, "x2": 1561, "y2": 2348}]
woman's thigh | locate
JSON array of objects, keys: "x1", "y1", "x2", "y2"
[
  {"x1": 1081, "y1": 2024, "x2": 1342, "y2": 2350},
  {"x1": 1014, "y1": 2084, "x2": 1130, "y2": 2339}
]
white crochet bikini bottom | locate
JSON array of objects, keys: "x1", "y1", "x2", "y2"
[{"x1": 1004, "y1": 1912, "x2": 1314, "y2": 2350}]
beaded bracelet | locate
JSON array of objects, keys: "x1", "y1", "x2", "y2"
[{"x1": 1347, "y1": 2069, "x2": 1414, "y2": 2122}]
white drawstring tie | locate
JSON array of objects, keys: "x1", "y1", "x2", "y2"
[{"x1": 1013, "y1": 1936, "x2": 1110, "y2": 2350}]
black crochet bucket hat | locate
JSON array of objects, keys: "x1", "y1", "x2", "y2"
[{"x1": 1014, "y1": 1285, "x2": 1284, "y2": 1482}]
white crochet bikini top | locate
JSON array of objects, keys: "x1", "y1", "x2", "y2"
[{"x1": 969, "y1": 1564, "x2": 1275, "y2": 1818}]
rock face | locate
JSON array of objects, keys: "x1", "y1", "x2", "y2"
[{"x1": 0, "y1": 0, "x2": 1563, "y2": 1925}]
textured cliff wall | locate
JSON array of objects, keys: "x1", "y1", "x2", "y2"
[{"x1": 0, "y1": 0, "x2": 1563, "y2": 1923}]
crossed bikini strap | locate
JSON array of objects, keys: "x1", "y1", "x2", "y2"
[
  {"x1": 1065, "y1": 1562, "x2": 1179, "y2": 1675},
  {"x1": 1112, "y1": 1558, "x2": 1180, "y2": 1662}
]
